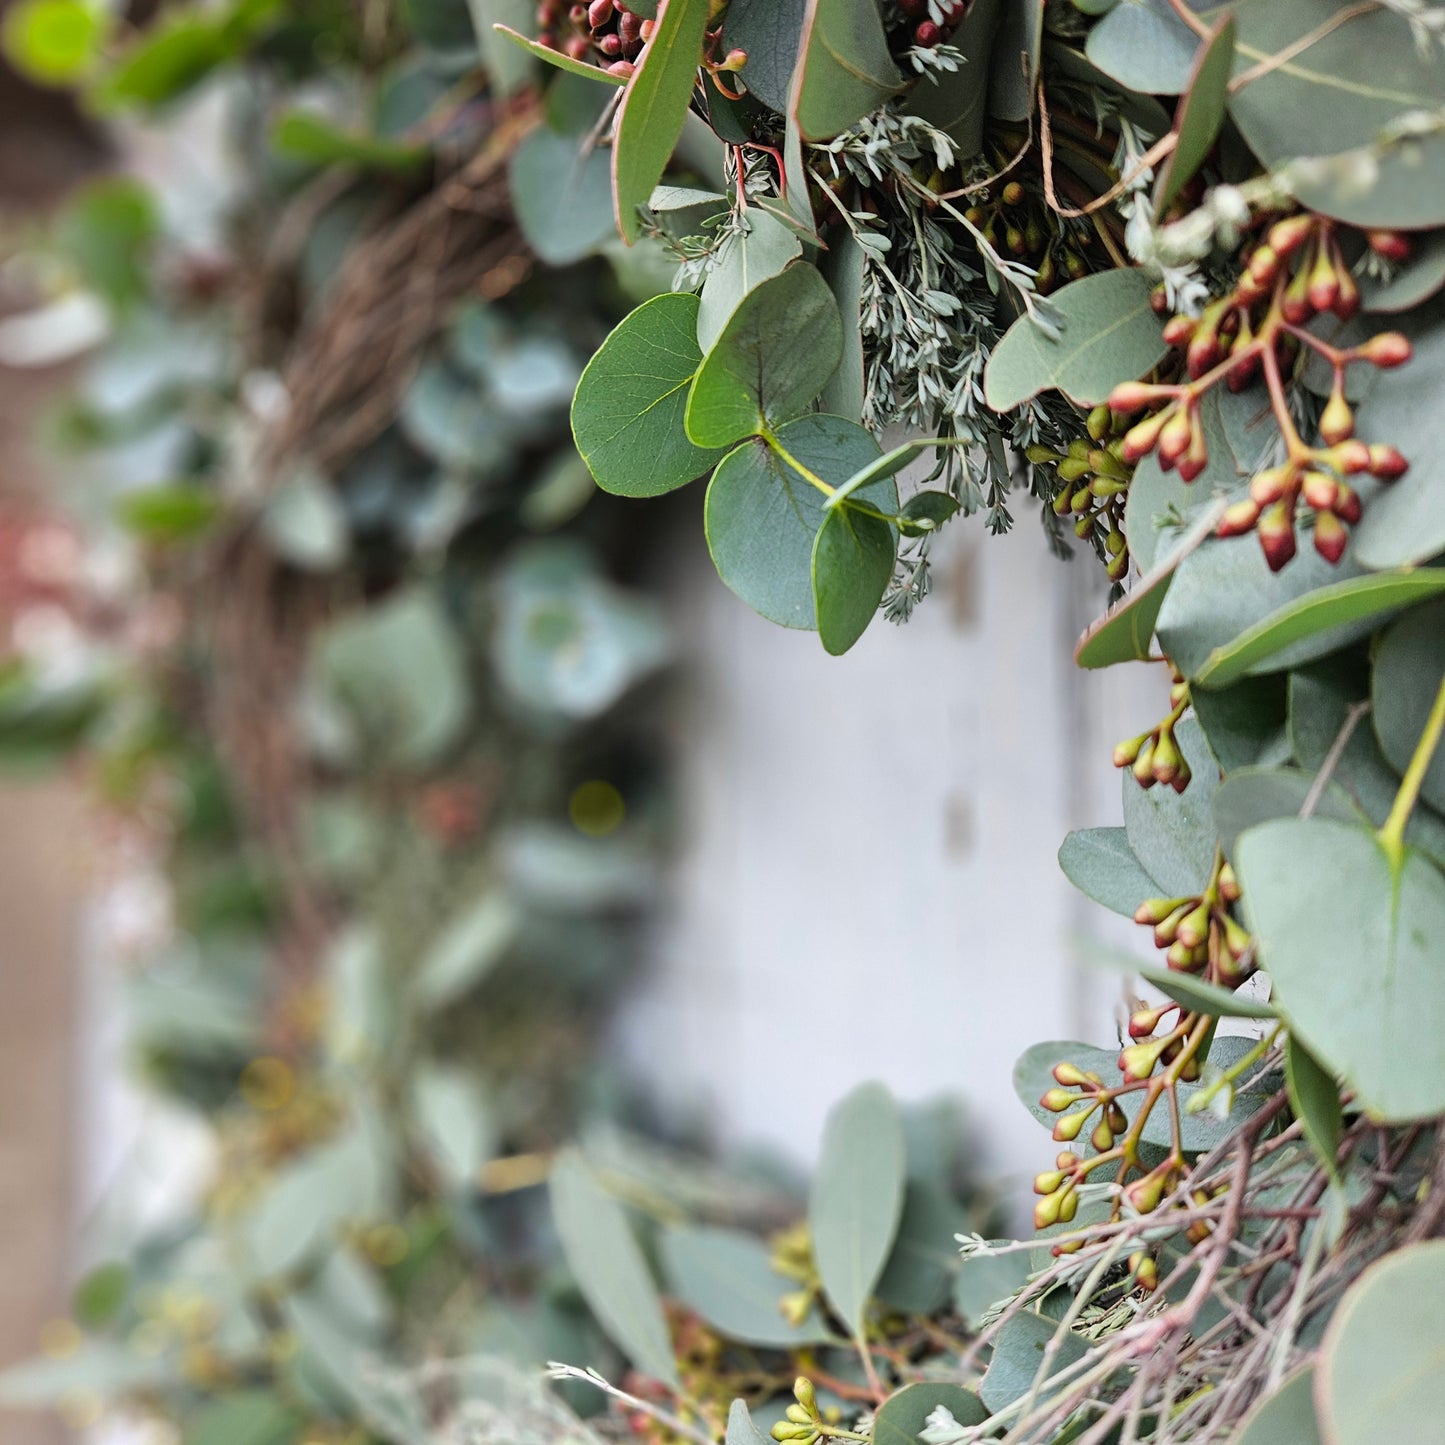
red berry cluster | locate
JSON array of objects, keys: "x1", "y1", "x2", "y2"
[
  {"x1": 536, "y1": 0, "x2": 649, "y2": 78},
  {"x1": 895, "y1": 0, "x2": 968, "y2": 49},
  {"x1": 1106, "y1": 216, "x2": 1414, "y2": 571}
]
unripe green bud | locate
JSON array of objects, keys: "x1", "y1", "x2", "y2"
[
  {"x1": 1223, "y1": 915, "x2": 1251, "y2": 960},
  {"x1": 1053, "y1": 1107, "x2": 1093, "y2": 1142},
  {"x1": 780, "y1": 1291, "x2": 812, "y2": 1326},
  {"x1": 1056, "y1": 1150, "x2": 1080, "y2": 1170},
  {"x1": 1153, "y1": 900, "x2": 1194, "y2": 948},
  {"x1": 786, "y1": 1406, "x2": 813, "y2": 1425},
  {"x1": 1025, "y1": 443, "x2": 1060, "y2": 465},
  {"x1": 1056, "y1": 1186, "x2": 1079, "y2": 1224},
  {"x1": 1125, "y1": 1172, "x2": 1167, "y2": 1214},
  {"x1": 1053, "y1": 1061, "x2": 1092, "y2": 1087},
  {"x1": 1135, "y1": 896, "x2": 1187, "y2": 926},
  {"x1": 1087, "y1": 404, "x2": 1112, "y2": 441},
  {"x1": 1034, "y1": 1191, "x2": 1063, "y2": 1229},
  {"x1": 1034, "y1": 1169, "x2": 1066, "y2": 1195},
  {"x1": 1151, "y1": 730, "x2": 1183, "y2": 786},
  {"x1": 773, "y1": 1424, "x2": 814, "y2": 1442},
  {"x1": 1040, "y1": 1087, "x2": 1075, "y2": 1112},
  {"x1": 1132, "y1": 736, "x2": 1158, "y2": 788},
  {"x1": 1174, "y1": 901, "x2": 1211, "y2": 950},
  {"x1": 1217, "y1": 862, "x2": 1240, "y2": 901},
  {"x1": 1106, "y1": 1103, "x2": 1128, "y2": 1134},
  {"x1": 1106, "y1": 527, "x2": 1127, "y2": 558},
  {"x1": 1058, "y1": 457, "x2": 1092, "y2": 484},
  {"x1": 794, "y1": 1378, "x2": 817, "y2": 1415},
  {"x1": 1114, "y1": 732, "x2": 1149, "y2": 768},
  {"x1": 1091, "y1": 1117, "x2": 1114, "y2": 1152},
  {"x1": 1119, "y1": 1039, "x2": 1165, "y2": 1083},
  {"x1": 1166, "y1": 938, "x2": 1206, "y2": 972}
]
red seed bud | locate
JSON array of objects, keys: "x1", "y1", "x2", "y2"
[
  {"x1": 606, "y1": 58, "x2": 635, "y2": 75},
  {"x1": 1325, "y1": 439, "x2": 1371, "y2": 474},
  {"x1": 1313, "y1": 510, "x2": 1348, "y2": 564},
  {"x1": 1162, "y1": 314, "x2": 1197, "y2": 348},
  {"x1": 914, "y1": 20, "x2": 942, "y2": 44},
  {"x1": 1157, "y1": 408, "x2": 1193, "y2": 469},
  {"x1": 1108, "y1": 381, "x2": 1159, "y2": 416},
  {"x1": 1177, "y1": 411, "x2": 1210, "y2": 482},
  {"x1": 1249, "y1": 465, "x2": 1292, "y2": 507},
  {"x1": 1301, "y1": 471, "x2": 1338, "y2": 512},
  {"x1": 1257, "y1": 500, "x2": 1298, "y2": 571},
  {"x1": 1366, "y1": 443, "x2": 1409, "y2": 480},
  {"x1": 1367, "y1": 229, "x2": 1412, "y2": 263},
  {"x1": 1333, "y1": 482, "x2": 1362, "y2": 525},
  {"x1": 1246, "y1": 244, "x2": 1280, "y2": 287},
  {"x1": 587, "y1": 0, "x2": 612, "y2": 21},
  {"x1": 1357, "y1": 331, "x2": 1413, "y2": 369},
  {"x1": 1268, "y1": 215, "x2": 1314, "y2": 258},
  {"x1": 1333, "y1": 266, "x2": 1360, "y2": 320},
  {"x1": 1281, "y1": 264, "x2": 1313, "y2": 325},
  {"x1": 1120, "y1": 410, "x2": 1169, "y2": 460},
  {"x1": 1217, "y1": 498, "x2": 1261, "y2": 537}
]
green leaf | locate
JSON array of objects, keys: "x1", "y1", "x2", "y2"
[
  {"x1": 1137, "y1": 964, "x2": 1277, "y2": 1020},
  {"x1": 1157, "y1": 529, "x2": 1370, "y2": 682},
  {"x1": 468, "y1": 0, "x2": 535, "y2": 94},
  {"x1": 979, "y1": 1310, "x2": 1090, "y2": 1413},
  {"x1": 612, "y1": 0, "x2": 710, "y2": 243},
  {"x1": 1237, "y1": 817, "x2": 1445, "y2": 1121},
  {"x1": 1, "y1": 0, "x2": 105, "y2": 85},
  {"x1": 988, "y1": 0, "x2": 1043, "y2": 120},
  {"x1": 704, "y1": 417, "x2": 896, "y2": 629},
  {"x1": 413, "y1": 892, "x2": 518, "y2": 1011},
  {"x1": 726, "y1": 1399, "x2": 769, "y2": 1445},
  {"x1": 1319, "y1": 1241, "x2": 1445, "y2": 1441},
  {"x1": 660, "y1": 1225, "x2": 833, "y2": 1347},
  {"x1": 984, "y1": 269, "x2": 1168, "y2": 412},
  {"x1": 410, "y1": 1064, "x2": 495, "y2": 1192},
  {"x1": 1085, "y1": 0, "x2": 1197, "y2": 95},
  {"x1": 262, "y1": 469, "x2": 348, "y2": 572},
  {"x1": 809, "y1": 1080, "x2": 906, "y2": 1337},
  {"x1": 188, "y1": 1391, "x2": 304, "y2": 1445},
  {"x1": 549, "y1": 1149, "x2": 680, "y2": 1389},
  {"x1": 904, "y1": 0, "x2": 1004, "y2": 156},
  {"x1": 874, "y1": 1181, "x2": 970, "y2": 1315},
  {"x1": 897, "y1": 491, "x2": 960, "y2": 536},
  {"x1": 1191, "y1": 672, "x2": 1291, "y2": 772},
  {"x1": 1232, "y1": 1366, "x2": 1322, "y2": 1445},
  {"x1": 271, "y1": 111, "x2": 427, "y2": 172},
  {"x1": 1192, "y1": 567, "x2": 1445, "y2": 689},
  {"x1": 954, "y1": 1248, "x2": 1031, "y2": 1330},
  {"x1": 116, "y1": 484, "x2": 223, "y2": 541},
  {"x1": 686, "y1": 264, "x2": 842, "y2": 448},
  {"x1": 1285, "y1": 1036, "x2": 1342, "y2": 1180},
  {"x1": 73, "y1": 1262, "x2": 130, "y2": 1329},
  {"x1": 1223, "y1": 0, "x2": 1445, "y2": 229},
  {"x1": 1361, "y1": 231, "x2": 1445, "y2": 315},
  {"x1": 872, "y1": 1383, "x2": 987, "y2": 1445},
  {"x1": 697, "y1": 209, "x2": 802, "y2": 351},
  {"x1": 53, "y1": 176, "x2": 158, "y2": 308},
  {"x1": 1373, "y1": 601, "x2": 1445, "y2": 814},
  {"x1": 1057, "y1": 827, "x2": 1159, "y2": 918},
  {"x1": 571, "y1": 292, "x2": 727, "y2": 497},
  {"x1": 490, "y1": 23, "x2": 627, "y2": 84},
  {"x1": 788, "y1": 0, "x2": 903, "y2": 143},
  {"x1": 509, "y1": 127, "x2": 616, "y2": 265},
  {"x1": 721, "y1": 0, "x2": 806, "y2": 113},
  {"x1": 1122, "y1": 718, "x2": 1220, "y2": 896},
  {"x1": 820, "y1": 226, "x2": 867, "y2": 418},
  {"x1": 1289, "y1": 659, "x2": 1445, "y2": 869},
  {"x1": 811, "y1": 504, "x2": 894, "y2": 655},
  {"x1": 1153, "y1": 17, "x2": 1234, "y2": 215},
  {"x1": 1213, "y1": 766, "x2": 1366, "y2": 861},
  {"x1": 1075, "y1": 498, "x2": 1227, "y2": 667}
]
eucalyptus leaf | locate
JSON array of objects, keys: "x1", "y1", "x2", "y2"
[
  {"x1": 660, "y1": 1225, "x2": 833, "y2": 1347},
  {"x1": 811, "y1": 504, "x2": 895, "y2": 656},
  {"x1": 1237, "y1": 817, "x2": 1445, "y2": 1122},
  {"x1": 697, "y1": 209, "x2": 802, "y2": 351},
  {"x1": 704, "y1": 416, "x2": 896, "y2": 630},
  {"x1": 411, "y1": 1064, "x2": 495, "y2": 1192},
  {"x1": 789, "y1": 0, "x2": 903, "y2": 142},
  {"x1": 726, "y1": 1399, "x2": 769, "y2": 1445},
  {"x1": 1191, "y1": 567, "x2": 1445, "y2": 689},
  {"x1": 809, "y1": 1081, "x2": 906, "y2": 1337},
  {"x1": 271, "y1": 111, "x2": 426, "y2": 172},
  {"x1": 954, "y1": 1249, "x2": 1031, "y2": 1330},
  {"x1": 1222, "y1": 0, "x2": 1445, "y2": 229},
  {"x1": 1212, "y1": 765, "x2": 1366, "y2": 861},
  {"x1": 1231, "y1": 1365, "x2": 1322, "y2": 1445},
  {"x1": 721, "y1": 0, "x2": 807, "y2": 118},
  {"x1": 1191, "y1": 672, "x2": 1290, "y2": 772},
  {"x1": 1153, "y1": 17, "x2": 1234, "y2": 215},
  {"x1": 1372, "y1": 601, "x2": 1445, "y2": 814},
  {"x1": 572, "y1": 292, "x2": 726, "y2": 497},
  {"x1": 470, "y1": 0, "x2": 535, "y2": 94},
  {"x1": 1361, "y1": 232, "x2": 1445, "y2": 315},
  {"x1": 510, "y1": 127, "x2": 616, "y2": 265},
  {"x1": 1057, "y1": 826, "x2": 1159, "y2": 918},
  {"x1": 491, "y1": 22, "x2": 626, "y2": 83},
  {"x1": 904, "y1": 0, "x2": 1003, "y2": 156},
  {"x1": 1285, "y1": 1036, "x2": 1342, "y2": 1180},
  {"x1": 874, "y1": 1181, "x2": 970, "y2": 1315},
  {"x1": 1136, "y1": 964, "x2": 1277, "y2": 1021},
  {"x1": 872, "y1": 1383, "x2": 987, "y2": 1445},
  {"x1": 686, "y1": 264, "x2": 843, "y2": 448},
  {"x1": 1353, "y1": 316, "x2": 1445, "y2": 569},
  {"x1": 979, "y1": 1310, "x2": 1090, "y2": 1413},
  {"x1": 984, "y1": 270, "x2": 1168, "y2": 412},
  {"x1": 549, "y1": 1150, "x2": 680, "y2": 1388},
  {"x1": 413, "y1": 891, "x2": 518, "y2": 1011},
  {"x1": 1121, "y1": 717, "x2": 1219, "y2": 897},
  {"x1": 612, "y1": 0, "x2": 710, "y2": 242},
  {"x1": 1084, "y1": 0, "x2": 1198, "y2": 95}
]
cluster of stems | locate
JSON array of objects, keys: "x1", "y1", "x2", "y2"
[{"x1": 1108, "y1": 215, "x2": 1413, "y2": 570}]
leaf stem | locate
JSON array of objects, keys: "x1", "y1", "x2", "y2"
[
  {"x1": 1379, "y1": 670, "x2": 1445, "y2": 862},
  {"x1": 761, "y1": 426, "x2": 835, "y2": 497}
]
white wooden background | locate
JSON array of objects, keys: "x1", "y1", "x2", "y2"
[{"x1": 624, "y1": 506, "x2": 1159, "y2": 1198}]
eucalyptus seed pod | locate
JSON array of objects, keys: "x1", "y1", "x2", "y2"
[
  {"x1": 1257, "y1": 499, "x2": 1298, "y2": 571},
  {"x1": 1034, "y1": 1168, "x2": 1067, "y2": 1195},
  {"x1": 1366, "y1": 443, "x2": 1408, "y2": 479},
  {"x1": 1132, "y1": 735, "x2": 1158, "y2": 788},
  {"x1": 1301, "y1": 471, "x2": 1338, "y2": 512},
  {"x1": 1109, "y1": 380, "x2": 1159, "y2": 415},
  {"x1": 1268, "y1": 214, "x2": 1315, "y2": 257},
  {"x1": 1040, "y1": 1087, "x2": 1076, "y2": 1112},
  {"x1": 1319, "y1": 384, "x2": 1354, "y2": 445},
  {"x1": 1054, "y1": 1061, "x2": 1094, "y2": 1087},
  {"x1": 794, "y1": 1378, "x2": 817, "y2": 1416},
  {"x1": 1052, "y1": 1108, "x2": 1094, "y2": 1142},
  {"x1": 1357, "y1": 331, "x2": 1412, "y2": 368},
  {"x1": 1313, "y1": 510, "x2": 1348, "y2": 563}
]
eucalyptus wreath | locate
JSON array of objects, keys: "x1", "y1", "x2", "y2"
[{"x1": 6, "y1": 0, "x2": 1445, "y2": 1443}]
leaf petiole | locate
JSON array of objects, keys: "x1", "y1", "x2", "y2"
[
  {"x1": 1379, "y1": 670, "x2": 1445, "y2": 865},
  {"x1": 761, "y1": 425, "x2": 835, "y2": 498}
]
